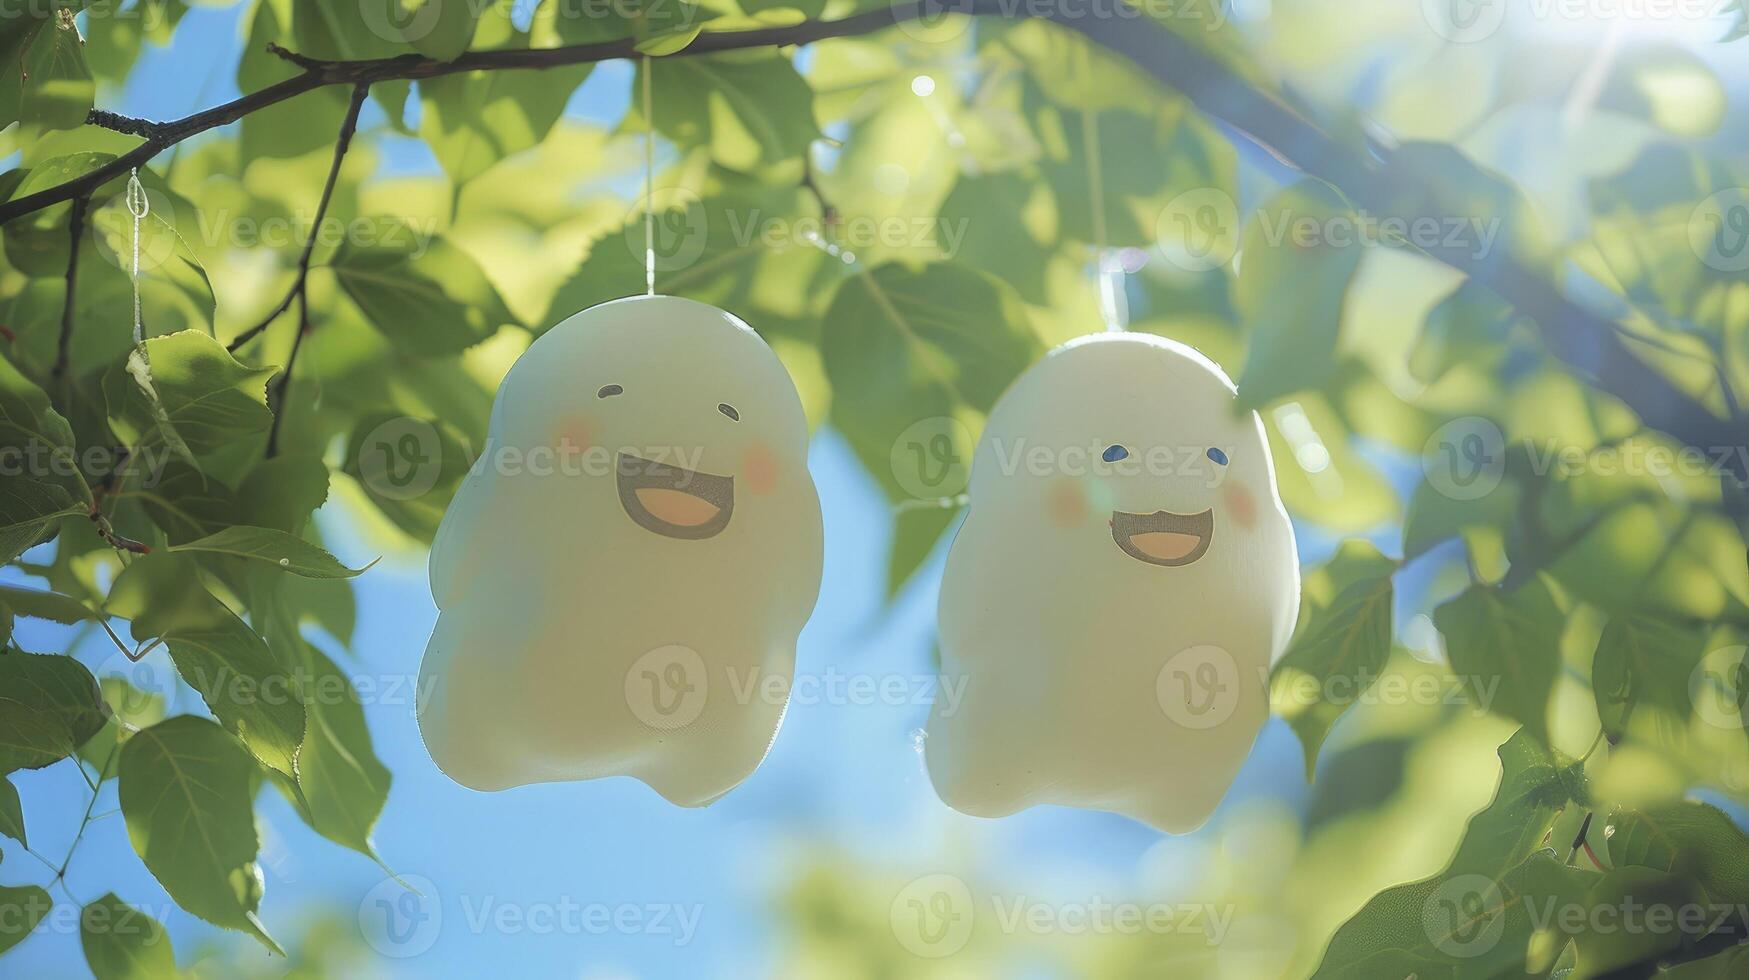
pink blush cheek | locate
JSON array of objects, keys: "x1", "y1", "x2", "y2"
[
  {"x1": 744, "y1": 443, "x2": 778, "y2": 495},
  {"x1": 1048, "y1": 479, "x2": 1087, "y2": 528},
  {"x1": 1224, "y1": 482, "x2": 1257, "y2": 530},
  {"x1": 553, "y1": 414, "x2": 594, "y2": 454}
]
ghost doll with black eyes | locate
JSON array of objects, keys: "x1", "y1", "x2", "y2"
[
  {"x1": 418, "y1": 295, "x2": 824, "y2": 806},
  {"x1": 924, "y1": 333, "x2": 1299, "y2": 833}
]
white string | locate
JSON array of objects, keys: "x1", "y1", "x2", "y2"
[
  {"x1": 642, "y1": 55, "x2": 655, "y2": 297},
  {"x1": 126, "y1": 168, "x2": 148, "y2": 345}
]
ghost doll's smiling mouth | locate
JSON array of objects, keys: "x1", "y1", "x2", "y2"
[
  {"x1": 616, "y1": 452, "x2": 734, "y2": 540},
  {"x1": 1109, "y1": 509, "x2": 1214, "y2": 567}
]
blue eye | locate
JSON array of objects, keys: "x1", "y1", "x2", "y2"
[
  {"x1": 1207, "y1": 447, "x2": 1229, "y2": 466},
  {"x1": 1103, "y1": 445, "x2": 1129, "y2": 463}
]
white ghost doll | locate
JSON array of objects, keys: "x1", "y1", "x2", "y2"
[
  {"x1": 419, "y1": 295, "x2": 823, "y2": 806},
  {"x1": 924, "y1": 333, "x2": 1299, "y2": 833}
]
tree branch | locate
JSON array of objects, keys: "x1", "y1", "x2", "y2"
[
  {"x1": 230, "y1": 83, "x2": 369, "y2": 354},
  {"x1": 5, "y1": 0, "x2": 1739, "y2": 474},
  {"x1": 51, "y1": 193, "x2": 90, "y2": 381},
  {"x1": 260, "y1": 83, "x2": 369, "y2": 457}
]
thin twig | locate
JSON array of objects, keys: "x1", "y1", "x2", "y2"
[
  {"x1": 259, "y1": 84, "x2": 368, "y2": 459},
  {"x1": 229, "y1": 83, "x2": 370, "y2": 354},
  {"x1": 51, "y1": 194, "x2": 90, "y2": 380}
]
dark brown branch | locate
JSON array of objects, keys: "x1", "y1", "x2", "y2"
[
  {"x1": 261, "y1": 83, "x2": 368, "y2": 456},
  {"x1": 52, "y1": 194, "x2": 90, "y2": 380},
  {"x1": 230, "y1": 83, "x2": 369, "y2": 354},
  {"x1": 6, "y1": 0, "x2": 1738, "y2": 475}
]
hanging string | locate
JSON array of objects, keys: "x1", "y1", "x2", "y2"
[
  {"x1": 126, "y1": 168, "x2": 148, "y2": 345},
  {"x1": 642, "y1": 55, "x2": 656, "y2": 297}
]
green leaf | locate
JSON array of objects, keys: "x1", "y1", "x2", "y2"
[
  {"x1": 0, "y1": 583, "x2": 102, "y2": 624},
  {"x1": 169, "y1": 526, "x2": 370, "y2": 579},
  {"x1": 1234, "y1": 181, "x2": 1363, "y2": 410},
  {"x1": 419, "y1": 48, "x2": 590, "y2": 187},
  {"x1": 278, "y1": 642, "x2": 391, "y2": 861},
  {"x1": 106, "y1": 554, "x2": 307, "y2": 778},
  {"x1": 822, "y1": 262, "x2": 1040, "y2": 588},
  {"x1": 0, "y1": 775, "x2": 25, "y2": 847},
  {"x1": 0, "y1": 480, "x2": 85, "y2": 565},
  {"x1": 1590, "y1": 614, "x2": 1707, "y2": 743},
  {"x1": 17, "y1": 13, "x2": 95, "y2": 134},
  {"x1": 0, "y1": 349, "x2": 83, "y2": 497},
  {"x1": 332, "y1": 236, "x2": 515, "y2": 355},
  {"x1": 1310, "y1": 732, "x2": 1588, "y2": 979},
  {"x1": 79, "y1": 677, "x2": 168, "y2": 777},
  {"x1": 1401, "y1": 472, "x2": 1520, "y2": 561},
  {"x1": 0, "y1": 649, "x2": 109, "y2": 775},
  {"x1": 0, "y1": 884, "x2": 52, "y2": 956},
  {"x1": 1608, "y1": 802, "x2": 1749, "y2": 906},
  {"x1": 340, "y1": 412, "x2": 477, "y2": 543},
  {"x1": 1270, "y1": 540, "x2": 1397, "y2": 776},
  {"x1": 119, "y1": 716, "x2": 282, "y2": 954},
  {"x1": 102, "y1": 330, "x2": 277, "y2": 471},
  {"x1": 80, "y1": 893, "x2": 176, "y2": 980},
  {"x1": 636, "y1": 51, "x2": 821, "y2": 172},
  {"x1": 1433, "y1": 577, "x2": 1565, "y2": 744},
  {"x1": 403, "y1": 0, "x2": 480, "y2": 62}
]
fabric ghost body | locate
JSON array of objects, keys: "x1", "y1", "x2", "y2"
[
  {"x1": 926, "y1": 333, "x2": 1300, "y2": 833},
  {"x1": 419, "y1": 295, "x2": 823, "y2": 806}
]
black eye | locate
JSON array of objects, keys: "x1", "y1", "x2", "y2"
[
  {"x1": 598, "y1": 384, "x2": 623, "y2": 398},
  {"x1": 1103, "y1": 444, "x2": 1128, "y2": 463},
  {"x1": 1207, "y1": 447, "x2": 1228, "y2": 466},
  {"x1": 718, "y1": 403, "x2": 740, "y2": 421}
]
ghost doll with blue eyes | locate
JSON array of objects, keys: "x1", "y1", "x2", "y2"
[
  {"x1": 418, "y1": 295, "x2": 823, "y2": 806},
  {"x1": 924, "y1": 333, "x2": 1300, "y2": 833}
]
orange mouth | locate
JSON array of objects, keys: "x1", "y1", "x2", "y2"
[
  {"x1": 1109, "y1": 509, "x2": 1213, "y2": 567},
  {"x1": 616, "y1": 453, "x2": 734, "y2": 540}
]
